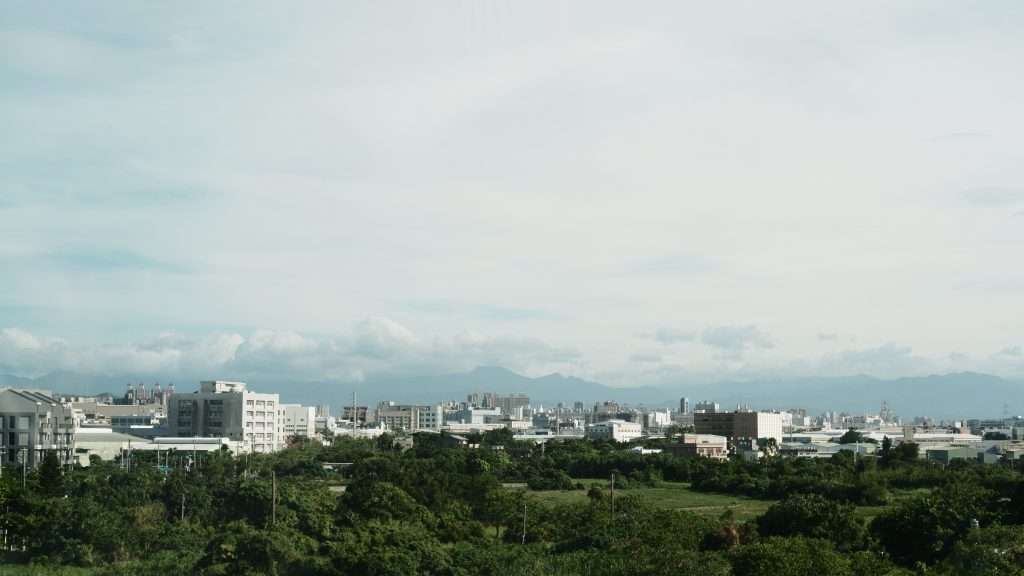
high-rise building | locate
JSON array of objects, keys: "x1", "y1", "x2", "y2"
[
  {"x1": 695, "y1": 401, "x2": 720, "y2": 413},
  {"x1": 167, "y1": 381, "x2": 282, "y2": 453},
  {"x1": 342, "y1": 405, "x2": 369, "y2": 425},
  {"x1": 496, "y1": 394, "x2": 530, "y2": 418},
  {"x1": 679, "y1": 397, "x2": 690, "y2": 414}
]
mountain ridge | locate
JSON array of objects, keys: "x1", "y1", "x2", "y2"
[{"x1": 2, "y1": 368, "x2": 1021, "y2": 419}]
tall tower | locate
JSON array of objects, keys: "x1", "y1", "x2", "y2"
[{"x1": 679, "y1": 397, "x2": 690, "y2": 414}]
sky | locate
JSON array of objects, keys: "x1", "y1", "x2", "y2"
[{"x1": 2, "y1": 1, "x2": 1024, "y2": 387}]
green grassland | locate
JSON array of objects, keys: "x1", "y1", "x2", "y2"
[
  {"x1": 524, "y1": 481, "x2": 776, "y2": 522},
  {"x1": 523, "y1": 480, "x2": 919, "y2": 523}
]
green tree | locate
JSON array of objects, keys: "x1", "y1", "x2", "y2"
[
  {"x1": 871, "y1": 482, "x2": 998, "y2": 565},
  {"x1": 756, "y1": 493, "x2": 866, "y2": 550},
  {"x1": 730, "y1": 537, "x2": 852, "y2": 576},
  {"x1": 941, "y1": 525, "x2": 1024, "y2": 575},
  {"x1": 838, "y1": 429, "x2": 865, "y2": 444},
  {"x1": 37, "y1": 450, "x2": 65, "y2": 497},
  {"x1": 879, "y1": 435, "x2": 893, "y2": 462}
]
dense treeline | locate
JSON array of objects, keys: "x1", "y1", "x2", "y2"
[{"x1": 1, "y1": 432, "x2": 1023, "y2": 575}]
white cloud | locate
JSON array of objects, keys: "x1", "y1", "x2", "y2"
[
  {"x1": 0, "y1": 320, "x2": 580, "y2": 382},
  {"x1": 4, "y1": 3, "x2": 1024, "y2": 382},
  {"x1": 701, "y1": 325, "x2": 774, "y2": 358},
  {"x1": 651, "y1": 327, "x2": 697, "y2": 345}
]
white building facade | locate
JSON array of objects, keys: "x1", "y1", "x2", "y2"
[
  {"x1": 375, "y1": 402, "x2": 444, "y2": 432},
  {"x1": 280, "y1": 404, "x2": 317, "y2": 439},
  {"x1": 167, "y1": 381, "x2": 282, "y2": 453},
  {"x1": 586, "y1": 419, "x2": 643, "y2": 442},
  {"x1": 0, "y1": 388, "x2": 77, "y2": 468}
]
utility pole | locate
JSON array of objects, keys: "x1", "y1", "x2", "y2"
[
  {"x1": 521, "y1": 502, "x2": 527, "y2": 545},
  {"x1": 610, "y1": 472, "x2": 616, "y2": 520},
  {"x1": 180, "y1": 494, "x2": 185, "y2": 521}
]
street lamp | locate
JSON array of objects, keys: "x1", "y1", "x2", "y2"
[{"x1": 35, "y1": 401, "x2": 41, "y2": 470}]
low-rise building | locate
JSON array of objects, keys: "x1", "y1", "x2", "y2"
[
  {"x1": 586, "y1": 419, "x2": 643, "y2": 442},
  {"x1": 673, "y1": 433, "x2": 729, "y2": 460}
]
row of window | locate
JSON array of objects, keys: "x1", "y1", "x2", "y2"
[{"x1": 4, "y1": 416, "x2": 30, "y2": 430}]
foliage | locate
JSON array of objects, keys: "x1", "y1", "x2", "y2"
[
  {"x1": 3, "y1": 433, "x2": 1024, "y2": 574},
  {"x1": 756, "y1": 493, "x2": 866, "y2": 550}
]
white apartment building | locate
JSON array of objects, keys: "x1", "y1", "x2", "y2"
[
  {"x1": 586, "y1": 419, "x2": 643, "y2": 442},
  {"x1": 167, "y1": 381, "x2": 282, "y2": 453},
  {"x1": 0, "y1": 388, "x2": 77, "y2": 468},
  {"x1": 280, "y1": 404, "x2": 316, "y2": 439}
]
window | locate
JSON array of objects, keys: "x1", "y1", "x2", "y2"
[
  {"x1": 246, "y1": 400, "x2": 254, "y2": 407},
  {"x1": 18, "y1": 417, "x2": 29, "y2": 430}
]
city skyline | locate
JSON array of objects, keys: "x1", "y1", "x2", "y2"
[{"x1": 3, "y1": 2, "x2": 1024, "y2": 387}]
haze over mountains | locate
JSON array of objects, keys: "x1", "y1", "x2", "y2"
[{"x1": 2, "y1": 367, "x2": 1019, "y2": 420}]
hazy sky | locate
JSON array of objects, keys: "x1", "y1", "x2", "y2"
[{"x1": 2, "y1": 2, "x2": 1023, "y2": 386}]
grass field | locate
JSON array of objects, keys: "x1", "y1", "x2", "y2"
[
  {"x1": 522, "y1": 481, "x2": 918, "y2": 523},
  {"x1": 523, "y1": 481, "x2": 776, "y2": 522}
]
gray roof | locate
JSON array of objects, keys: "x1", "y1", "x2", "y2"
[{"x1": 75, "y1": 432, "x2": 152, "y2": 444}]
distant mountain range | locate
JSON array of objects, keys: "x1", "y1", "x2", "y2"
[{"x1": 2, "y1": 367, "x2": 1021, "y2": 420}]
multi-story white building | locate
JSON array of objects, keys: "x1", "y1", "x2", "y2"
[
  {"x1": 644, "y1": 410, "x2": 673, "y2": 430},
  {"x1": 694, "y1": 401, "x2": 720, "y2": 413},
  {"x1": 448, "y1": 406, "x2": 502, "y2": 425},
  {"x1": 675, "y1": 433, "x2": 729, "y2": 460},
  {"x1": 167, "y1": 381, "x2": 282, "y2": 453},
  {"x1": 693, "y1": 411, "x2": 784, "y2": 444},
  {"x1": 280, "y1": 404, "x2": 316, "y2": 439},
  {"x1": 0, "y1": 388, "x2": 77, "y2": 468},
  {"x1": 586, "y1": 419, "x2": 643, "y2": 442},
  {"x1": 375, "y1": 402, "x2": 443, "y2": 431}
]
